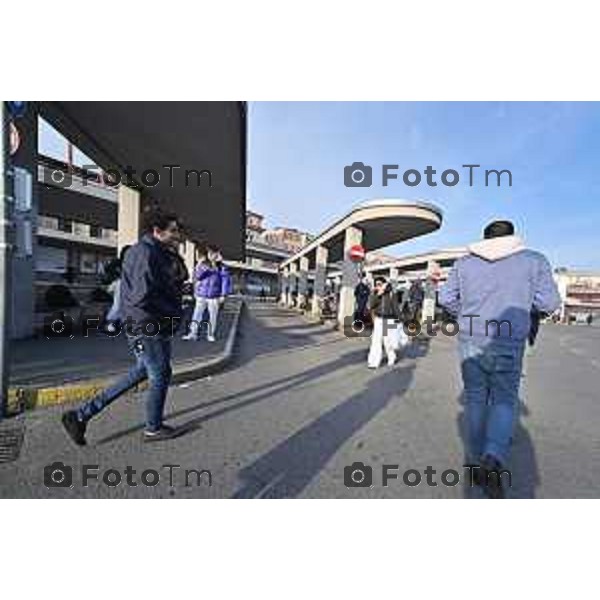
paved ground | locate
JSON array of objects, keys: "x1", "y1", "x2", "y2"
[
  {"x1": 1, "y1": 300, "x2": 598, "y2": 498},
  {"x1": 9, "y1": 301, "x2": 239, "y2": 387}
]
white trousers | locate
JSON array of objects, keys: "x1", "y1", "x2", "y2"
[
  {"x1": 189, "y1": 297, "x2": 220, "y2": 337},
  {"x1": 368, "y1": 317, "x2": 397, "y2": 368}
]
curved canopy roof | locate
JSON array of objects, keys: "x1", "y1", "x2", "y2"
[{"x1": 280, "y1": 199, "x2": 443, "y2": 268}]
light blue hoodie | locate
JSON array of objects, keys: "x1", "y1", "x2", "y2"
[{"x1": 438, "y1": 235, "x2": 561, "y2": 347}]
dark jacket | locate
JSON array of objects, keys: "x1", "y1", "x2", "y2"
[
  {"x1": 354, "y1": 282, "x2": 371, "y2": 303},
  {"x1": 120, "y1": 234, "x2": 186, "y2": 332},
  {"x1": 369, "y1": 287, "x2": 401, "y2": 319}
]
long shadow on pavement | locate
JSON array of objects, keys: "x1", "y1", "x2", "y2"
[
  {"x1": 95, "y1": 347, "x2": 368, "y2": 445},
  {"x1": 456, "y1": 393, "x2": 539, "y2": 498},
  {"x1": 94, "y1": 303, "x2": 346, "y2": 444},
  {"x1": 231, "y1": 361, "x2": 416, "y2": 498}
]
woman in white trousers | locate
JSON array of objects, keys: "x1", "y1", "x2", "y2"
[{"x1": 367, "y1": 277, "x2": 403, "y2": 368}]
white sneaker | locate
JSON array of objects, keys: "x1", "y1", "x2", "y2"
[
  {"x1": 387, "y1": 352, "x2": 397, "y2": 367},
  {"x1": 207, "y1": 334, "x2": 216, "y2": 342},
  {"x1": 182, "y1": 334, "x2": 197, "y2": 341}
]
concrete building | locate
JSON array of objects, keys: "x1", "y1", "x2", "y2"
[
  {"x1": 554, "y1": 270, "x2": 600, "y2": 323},
  {"x1": 224, "y1": 212, "x2": 313, "y2": 297},
  {"x1": 35, "y1": 162, "x2": 295, "y2": 307},
  {"x1": 36, "y1": 156, "x2": 118, "y2": 289},
  {"x1": 263, "y1": 226, "x2": 313, "y2": 254}
]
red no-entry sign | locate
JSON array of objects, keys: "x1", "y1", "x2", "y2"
[{"x1": 348, "y1": 244, "x2": 365, "y2": 262}]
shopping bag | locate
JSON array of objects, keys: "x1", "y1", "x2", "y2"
[{"x1": 392, "y1": 320, "x2": 410, "y2": 351}]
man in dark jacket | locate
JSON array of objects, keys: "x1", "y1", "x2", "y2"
[
  {"x1": 354, "y1": 276, "x2": 371, "y2": 322},
  {"x1": 367, "y1": 276, "x2": 401, "y2": 368},
  {"x1": 61, "y1": 210, "x2": 186, "y2": 445}
]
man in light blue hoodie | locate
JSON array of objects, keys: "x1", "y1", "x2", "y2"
[{"x1": 439, "y1": 220, "x2": 560, "y2": 497}]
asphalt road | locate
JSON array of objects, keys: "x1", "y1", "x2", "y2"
[{"x1": 1, "y1": 301, "x2": 598, "y2": 498}]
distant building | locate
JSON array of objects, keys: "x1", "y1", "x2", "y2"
[
  {"x1": 263, "y1": 227, "x2": 313, "y2": 254},
  {"x1": 364, "y1": 250, "x2": 398, "y2": 267},
  {"x1": 245, "y1": 211, "x2": 266, "y2": 242},
  {"x1": 554, "y1": 269, "x2": 600, "y2": 322},
  {"x1": 36, "y1": 156, "x2": 119, "y2": 310}
]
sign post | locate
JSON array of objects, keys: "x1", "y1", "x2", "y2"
[{"x1": 0, "y1": 102, "x2": 15, "y2": 420}]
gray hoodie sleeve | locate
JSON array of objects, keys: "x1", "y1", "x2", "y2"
[{"x1": 532, "y1": 255, "x2": 561, "y2": 315}]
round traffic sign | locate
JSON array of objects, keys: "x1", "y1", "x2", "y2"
[
  {"x1": 9, "y1": 121, "x2": 20, "y2": 156},
  {"x1": 348, "y1": 244, "x2": 365, "y2": 262}
]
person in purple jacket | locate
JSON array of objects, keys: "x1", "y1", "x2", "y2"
[
  {"x1": 439, "y1": 220, "x2": 560, "y2": 498},
  {"x1": 183, "y1": 244, "x2": 233, "y2": 342}
]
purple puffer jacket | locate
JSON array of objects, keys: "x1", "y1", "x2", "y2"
[{"x1": 194, "y1": 262, "x2": 233, "y2": 299}]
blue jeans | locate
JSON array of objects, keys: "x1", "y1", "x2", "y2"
[
  {"x1": 77, "y1": 334, "x2": 173, "y2": 432},
  {"x1": 459, "y1": 339, "x2": 525, "y2": 466}
]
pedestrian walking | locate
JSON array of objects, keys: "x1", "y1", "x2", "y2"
[
  {"x1": 61, "y1": 211, "x2": 187, "y2": 445},
  {"x1": 367, "y1": 276, "x2": 402, "y2": 369},
  {"x1": 407, "y1": 279, "x2": 425, "y2": 324},
  {"x1": 439, "y1": 220, "x2": 560, "y2": 497},
  {"x1": 103, "y1": 244, "x2": 131, "y2": 334},
  {"x1": 183, "y1": 244, "x2": 232, "y2": 342},
  {"x1": 354, "y1": 276, "x2": 371, "y2": 323}
]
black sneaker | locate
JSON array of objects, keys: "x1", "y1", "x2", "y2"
[
  {"x1": 61, "y1": 410, "x2": 87, "y2": 446},
  {"x1": 480, "y1": 454, "x2": 506, "y2": 499},
  {"x1": 143, "y1": 424, "x2": 180, "y2": 443}
]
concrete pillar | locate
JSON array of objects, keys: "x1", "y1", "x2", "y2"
[
  {"x1": 297, "y1": 256, "x2": 309, "y2": 310},
  {"x1": 288, "y1": 261, "x2": 298, "y2": 307},
  {"x1": 183, "y1": 240, "x2": 196, "y2": 281},
  {"x1": 312, "y1": 245, "x2": 329, "y2": 318},
  {"x1": 279, "y1": 266, "x2": 290, "y2": 305},
  {"x1": 117, "y1": 185, "x2": 141, "y2": 252},
  {"x1": 338, "y1": 226, "x2": 363, "y2": 326},
  {"x1": 556, "y1": 275, "x2": 568, "y2": 322},
  {"x1": 9, "y1": 103, "x2": 38, "y2": 339}
]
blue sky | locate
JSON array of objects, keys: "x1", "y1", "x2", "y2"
[
  {"x1": 40, "y1": 102, "x2": 600, "y2": 269},
  {"x1": 248, "y1": 102, "x2": 600, "y2": 269},
  {"x1": 39, "y1": 118, "x2": 93, "y2": 167}
]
